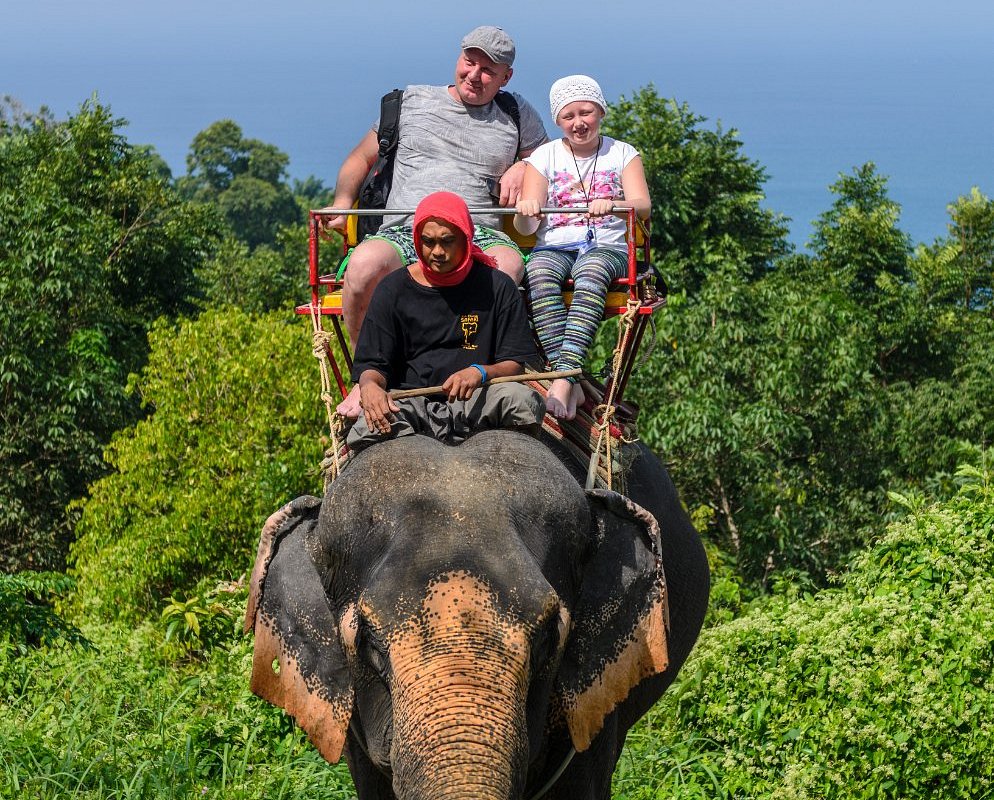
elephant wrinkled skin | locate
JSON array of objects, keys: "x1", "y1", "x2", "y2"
[{"x1": 245, "y1": 429, "x2": 709, "y2": 800}]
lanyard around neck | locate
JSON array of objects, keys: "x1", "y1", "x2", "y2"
[{"x1": 566, "y1": 136, "x2": 601, "y2": 202}]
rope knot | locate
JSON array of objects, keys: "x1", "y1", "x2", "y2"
[
  {"x1": 592, "y1": 403, "x2": 616, "y2": 432},
  {"x1": 312, "y1": 329, "x2": 333, "y2": 359}
]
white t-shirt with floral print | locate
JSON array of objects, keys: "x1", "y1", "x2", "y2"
[{"x1": 524, "y1": 135, "x2": 639, "y2": 252}]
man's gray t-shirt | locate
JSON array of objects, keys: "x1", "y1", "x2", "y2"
[{"x1": 377, "y1": 84, "x2": 548, "y2": 230}]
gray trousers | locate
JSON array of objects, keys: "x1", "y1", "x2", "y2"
[{"x1": 346, "y1": 383, "x2": 545, "y2": 453}]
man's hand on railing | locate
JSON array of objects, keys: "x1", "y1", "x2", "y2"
[{"x1": 317, "y1": 197, "x2": 353, "y2": 234}]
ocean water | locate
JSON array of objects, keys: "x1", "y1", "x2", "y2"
[{"x1": 4, "y1": 2, "x2": 992, "y2": 251}]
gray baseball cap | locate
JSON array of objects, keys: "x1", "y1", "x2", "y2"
[{"x1": 461, "y1": 25, "x2": 515, "y2": 66}]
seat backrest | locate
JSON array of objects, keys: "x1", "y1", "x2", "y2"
[{"x1": 500, "y1": 213, "x2": 648, "y2": 252}]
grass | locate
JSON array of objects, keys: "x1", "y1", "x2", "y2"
[{"x1": 0, "y1": 616, "x2": 355, "y2": 800}]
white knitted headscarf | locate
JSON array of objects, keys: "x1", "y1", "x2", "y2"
[{"x1": 549, "y1": 75, "x2": 606, "y2": 123}]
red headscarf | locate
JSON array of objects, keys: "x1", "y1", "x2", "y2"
[{"x1": 412, "y1": 191, "x2": 497, "y2": 287}]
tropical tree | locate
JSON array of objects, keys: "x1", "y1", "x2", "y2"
[
  {"x1": 884, "y1": 188, "x2": 994, "y2": 488},
  {"x1": 0, "y1": 99, "x2": 222, "y2": 571},
  {"x1": 603, "y1": 84, "x2": 790, "y2": 294},
  {"x1": 615, "y1": 460, "x2": 994, "y2": 799},
  {"x1": 178, "y1": 119, "x2": 301, "y2": 248}
]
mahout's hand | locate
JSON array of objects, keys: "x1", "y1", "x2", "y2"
[
  {"x1": 359, "y1": 382, "x2": 400, "y2": 435},
  {"x1": 442, "y1": 367, "x2": 485, "y2": 402}
]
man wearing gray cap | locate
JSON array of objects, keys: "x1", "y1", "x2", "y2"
[{"x1": 323, "y1": 25, "x2": 548, "y2": 417}]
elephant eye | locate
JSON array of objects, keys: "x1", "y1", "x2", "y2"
[
  {"x1": 359, "y1": 624, "x2": 390, "y2": 677},
  {"x1": 530, "y1": 616, "x2": 560, "y2": 675}
]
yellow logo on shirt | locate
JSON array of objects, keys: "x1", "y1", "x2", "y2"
[{"x1": 461, "y1": 314, "x2": 479, "y2": 350}]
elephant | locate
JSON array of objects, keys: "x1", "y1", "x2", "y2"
[{"x1": 245, "y1": 428, "x2": 709, "y2": 800}]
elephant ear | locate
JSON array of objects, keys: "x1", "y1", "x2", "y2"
[
  {"x1": 554, "y1": 488, "x2": 670, "y2": 752},
  {"x1": 244, "y1": 495, "x2": 355, "y2": 764}
]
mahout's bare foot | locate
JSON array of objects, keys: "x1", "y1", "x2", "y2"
[
  {"x1": 336, "y1": 385, "x2": 362, "y2": 418},
  {"x1": 546, "y1": 378, "x2": 574, "y2": 420}
]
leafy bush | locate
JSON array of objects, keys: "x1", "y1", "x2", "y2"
[
  {"x1": 159, "y1": 578, "x2": 245, "y2": 662},
  {"x1": 617, "y1": 165, "x2": 994, "y2": 587},
  {"x1": 69, "y1": 308, "x2": 330, "y2": 622},
  {"x1": 603, "y1": 85, "x2": 789, "y2": 294},
  {"x1": 177, "y1": 119, "x2": 302, "y2": 249},
  {"x1": 0, "y1": 572, "x2": 87, "y2": 656},
  {"x1": 615, "y1": 463, "x2": 994, "y2": 798},
  {"x1": 194, "y1": 223, "x2": 341, "y2": 315}
]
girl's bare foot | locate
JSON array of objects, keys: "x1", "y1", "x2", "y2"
[
  {"x1": 568, "y1": 382, "x2": 586, "y2": 417},
  {"x1": 546, "y1": 378, "x2": 573, "y2": 419}
]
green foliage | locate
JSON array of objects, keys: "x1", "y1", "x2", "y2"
[
  {"x1": 0, "y1": 572, "x2": 87, "y2": 656},
  {"x1": 68, "y1": 308, "x2": 327, "y2": 622},
  {"x1": 195, "y1": 226, "x2": 310, "y2": 314},
  {"x1": 945, "y1": 187, "x2": 994, "y2": 310},
  {"x1": 159, "y1": 579, "x2": 243, "y2": 662},
  {"x1": 876, "y1": 188, "x2": 994, "y2": 489},
  {"x1": 0, "y1": 98, "x2": 222, "y2": 572},
  {"x1": 889, "y1": 328, "x2": 994, "y2": 486},
  {"x1": 292, "y1": 175, "x2": 335, "y2": 210},
  {"x1": 603, "y1": 84, "x2": 790, "y2": 293},
  {"x1": 179, "y1": 120, "x2": 301, "y2": 248},
  {"x1": 217, "y1": 174, "x2": 301, "y2": 250},
  {"x1": 809, "y1": 162, "x2": 911, "y2": 296},
  {"x1": 199, "y1": 234, "x2": 297, "y2": 312},
  {"x1": 1, "y1": 95, "x2": 54, "y2": 131},
  {"x1": 616, "y1": 163, "x2": 994, "y2": 585},
  {"x1": 0, "y1": 618, "x2": 356, "y2": 799},
  {"x1": 622, "y1": 251, "x2": 883, "y2": 580},
  {"x1": 615, "y1": 463, "x2": 994, "y2": 798}
]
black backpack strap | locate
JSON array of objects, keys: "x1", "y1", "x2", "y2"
[
  {"x1": 494, "y1": 90, "x2": 521, "y2": 154},
  {"x1": 376, "y1": 89, "x2": 404, "y2": 157}
]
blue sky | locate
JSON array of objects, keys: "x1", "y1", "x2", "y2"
[{"x1": 4, "y1": 0, "x2": 993, "y2": 246}]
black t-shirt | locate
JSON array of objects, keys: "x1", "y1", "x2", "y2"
[{"x1": 351, "y1": 262, "x2": 538, "y2": 390}]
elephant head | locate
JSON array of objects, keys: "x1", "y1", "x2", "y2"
[{"x1": 245, "y1": 430, "x2": 706, "y2": 800}]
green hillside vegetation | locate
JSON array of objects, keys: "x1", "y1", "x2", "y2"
[
  {"x1": 68, "y1": 308, "x2": 327, "y2": 621},
  {"x1": 0, "y1": 99, "x2": 339, "y2": 576},
  {"x1": 612, "y1": 464, "x2": 994, "y2": 799},
  {"x1": 0, "y1": 100, "x2": 222, "y2": 571},
  {"x1": 2, "y1": 88, "x2": 993, "y2": 798}
]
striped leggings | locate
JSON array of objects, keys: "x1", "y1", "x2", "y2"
[{"x1": 525, "y1": 247, "x2": 629, "y2": 379}]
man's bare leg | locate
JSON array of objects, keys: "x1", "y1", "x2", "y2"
[
  {"x1": 337, "y1": 239, "x2": 404, "y2": 418},
  {"x1": 487, "y1": 244, "x2": 525, "y2": 285},
  {"x1": 342, "y1": 238, "x2": 405, "y2": 344}
]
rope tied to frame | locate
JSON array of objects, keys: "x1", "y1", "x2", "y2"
[
  {"x1": 308, "y1": 304, "x2": 344, "y2": 482},
  {"x1": 585, "y1": 299, "x2": 641, "y2": 491}
]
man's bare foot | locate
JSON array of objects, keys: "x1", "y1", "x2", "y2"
[
  {"x1": 546, "y1": 378, "x2": 575, "y2": 420},
  {"x1": 336, "y1": 385, "x2": 362, "y2": 418}
]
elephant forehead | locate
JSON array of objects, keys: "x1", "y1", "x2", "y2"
[
  {"x1": 384, "y1": 571, "x2": 547, "y2": 655},
  {"x1": 339, "y1": 433, "x2": 581, "y2": 508}
]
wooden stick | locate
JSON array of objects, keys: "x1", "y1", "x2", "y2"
[{"x1": 389, "y1": 369, "x2": 581, "y2": 400}]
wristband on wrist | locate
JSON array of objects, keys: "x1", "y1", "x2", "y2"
[{"x1": 470, "y1": 364, "x2": 488, "y2": 384}]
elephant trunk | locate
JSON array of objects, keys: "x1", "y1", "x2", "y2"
[
  {"x1": 385, "y1": 575, "x2": 534, "y2": 800},
  {"x1": 391, "y1": 655, "x2": 529, "y2": 800}
]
